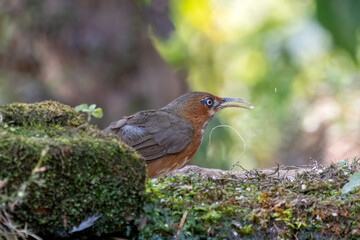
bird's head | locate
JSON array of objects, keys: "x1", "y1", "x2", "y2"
[{"x1": 161, "y1": 92, "x2": 253, "y2": 129}]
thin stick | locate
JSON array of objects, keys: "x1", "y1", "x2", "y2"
[
  {"x1": 208, "y1": 125, "x2": 247, "y2": 171},
  {"x1": 176, "y1": 210, "x2": 188, "y2": 237}
]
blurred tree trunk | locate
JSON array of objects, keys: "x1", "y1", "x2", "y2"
[{"x1": 0, "y1": 0, "x2": 187, "y2": 127}]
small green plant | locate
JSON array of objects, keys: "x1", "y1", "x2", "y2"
[
  {"x1": 74, "y1": 104, "x2": 103, "y2": 122},
  {"x1": 342, "y1": 172, "x2": 360, "y2": 195}
]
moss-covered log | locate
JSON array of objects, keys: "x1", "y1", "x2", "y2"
[
  {"x1": 0, "y1": 101, "x2": 146, "y2": 238},
  {"x1": 139, "y1": 163, "x2": 360, "y2": 239}
]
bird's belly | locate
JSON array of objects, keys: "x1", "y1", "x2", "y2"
[
  {"x1": 146, "y1": 138, "x2": 201, "y2": 178},
  {"x1": 146, "y1": 153, "x2": 191, "y2": 178}
]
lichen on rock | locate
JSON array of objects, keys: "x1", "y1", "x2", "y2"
[{"x1": 0, "y1": 101, "x2": 146, "y2": 238}]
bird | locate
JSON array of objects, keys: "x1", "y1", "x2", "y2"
[{"x1": 103, "y1": 92, "x2": 253, "y2": 178}]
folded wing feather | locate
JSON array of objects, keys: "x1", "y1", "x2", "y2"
[{"x1": 104, "y1": 110, "x2": 194, "y2": 162}]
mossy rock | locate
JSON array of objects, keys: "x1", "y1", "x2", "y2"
[
  {"x1": 140, "y1": 163, "x2": 360, "y2": 239},
  {"x1": 0, "y1": 101, "x2": 146, "y2": 238}
]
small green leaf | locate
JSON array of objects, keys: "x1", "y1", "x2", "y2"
[
  {"x1": 74, "y1": 104, "x2": 89, "y2": 112},
  {"x1": 89, "y1": 104, "x2": 96, "y2": 111},
  {"x1": 341, "y1": 172, "x2": 360, "y2": 195},
  {"x1": 337, "y1": 160, "x2": 347, "y2": 166},
  {"x1": 92, "y1": 108, "x2": 103, "y2": 119}
]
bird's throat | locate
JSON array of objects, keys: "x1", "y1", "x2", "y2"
[{"x1": 200, "y1": 115, "x2": 214, "y2": 143}]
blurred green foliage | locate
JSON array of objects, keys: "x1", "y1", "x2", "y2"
[
  {"x1": 153, "y1": 0, "x2": 360, "y2": 169},
  {"x1": 316, "y1": 0, "x2": 360, "y2": 60}
]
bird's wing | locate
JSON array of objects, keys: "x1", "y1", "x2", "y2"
[{"x1": 104, "y1": 110, "x2": 194, "y2": 162}]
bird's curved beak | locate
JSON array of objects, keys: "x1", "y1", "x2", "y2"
[{"x1": 217, "y1": 97, "x2": 254, "y2": 110}]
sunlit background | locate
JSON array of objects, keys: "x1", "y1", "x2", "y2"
[{"x1": 1, "y1": 0, "x2": 359, "y2": 170}]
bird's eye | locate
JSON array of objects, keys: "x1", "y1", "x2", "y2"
[{"x1": 201, "y1": 97, "x2": 214, "y2": 108}]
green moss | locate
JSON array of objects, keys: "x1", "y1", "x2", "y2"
[
  {"x1": 139, "y1": 160, "x2": 360, "y2": 239},
  {"x1": 0, "y1": 101, "x2": 146, "y2": 238},
  {"x1": 0, "y1": 101, "x2": 84, "y2": 126}
]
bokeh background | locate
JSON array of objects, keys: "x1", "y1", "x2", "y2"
[{"x1": 1, "y1": 0, "x2": 359, "y2": 170}]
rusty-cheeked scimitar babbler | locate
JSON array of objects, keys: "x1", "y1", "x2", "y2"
[{"x1": 104, "y1": 92, "x2": 253, "y2": 178}]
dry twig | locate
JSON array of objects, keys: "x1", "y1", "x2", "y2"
[{"x1": 175, "y1": 210, "x2": 188, "y2": 238}]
